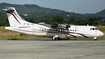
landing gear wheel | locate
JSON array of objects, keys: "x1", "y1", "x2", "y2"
[
  {"x1": 52, "y1": 38, "x2": 57, "y2": 41},
  {"x1": 94, "y1": 37, "x2": 98, "y2": 41},
  {"x1": 52, "y1": 35, "x2": 59, "y2": 41},
  {"x1": 57, "y1": 37, "x2": 61, "y2": 40},
  {"x1": 94, "y1": 39, "x2": 97, "y2": 41}
]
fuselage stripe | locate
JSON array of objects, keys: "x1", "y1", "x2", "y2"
[
  {"x1": 69, "y1": 32, "x2": 88, "y2": 38},
  {"x1": 12, "y1": 28, "x2": 88, "y2": 38},
  {"x1": 68, "y1": 34, "x2": 77, "y2": 38}
]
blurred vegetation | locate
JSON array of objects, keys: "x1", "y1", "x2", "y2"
[
  {"x1": 0, "y1": 3, "x2": 105, "y2": 19},
  {"x1": 0, "y1": 12, "x2": 105, "y2": 26},
  {"x1": 0, "y1": 3, "x2": 105, "y2": 26}
]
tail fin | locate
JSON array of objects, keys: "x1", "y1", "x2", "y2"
[{"x1": 3, "y1": 7, "x2": 29, "y2": 27}]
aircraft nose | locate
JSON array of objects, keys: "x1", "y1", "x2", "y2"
[{"x1": 99, "y1": 31, "x2": 104, "y2": 36}]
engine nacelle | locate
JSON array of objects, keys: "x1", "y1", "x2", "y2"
[
  {"x1": 57, "y1": 24, "x2": 70, "y2": 29},
  {"x1": 39, "y1": 22, "x2": 70, "y2": 30}
]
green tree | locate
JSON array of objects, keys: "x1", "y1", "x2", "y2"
[
  {"x1": 88, "y1": 17, "x2": 99, "y2": 25},
  {"x1": 50, "y1": 15, "x2": 64, "y2": 23},
  {"x1": 93, "y1": 17, "x2": 99, "y2": 25},
  {"x1": 0, "y1": 13, "x2": 8, "y2": 26},
  {"x1": 100, "y1": 19, "x2": 105, "y2": 25}
]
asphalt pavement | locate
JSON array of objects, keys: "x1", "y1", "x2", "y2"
[{"x1": 0, "y1": 40, "x2": 105, "y2": 59}]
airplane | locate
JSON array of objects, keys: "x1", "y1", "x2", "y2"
[{"x1": 3, "y1": 7, "x2": 104, "y2": 40}]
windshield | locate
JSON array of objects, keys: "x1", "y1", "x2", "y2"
[{"x1": 90, "y1": 28, "x2": 98, "y2": 30}]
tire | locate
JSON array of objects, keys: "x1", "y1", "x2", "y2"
[
  {"x1": 94, "y1": 39, "x2": 97, "y2": 41},
  {"x1": 52, "y1": 38, "x2": 56, "y2": 41},
  {"x1": 57, "y1": 37, "x2": 61, "y2": 40}
]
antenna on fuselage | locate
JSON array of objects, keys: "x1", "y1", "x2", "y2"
[{"x1": 87, "y1": 24, "x2": 89, "y2": 26}]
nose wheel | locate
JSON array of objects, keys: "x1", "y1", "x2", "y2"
[{"x1": 94, "y1": 37, "x2": 97, "y2": 41}]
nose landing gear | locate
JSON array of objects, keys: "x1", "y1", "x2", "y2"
[{"x1": 94, "y1": 37, "x2": 97, "y2": 41}]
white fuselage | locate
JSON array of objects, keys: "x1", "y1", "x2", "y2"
[{"x1": 5, "y1": 24, "x2": 104, "y2": 39}]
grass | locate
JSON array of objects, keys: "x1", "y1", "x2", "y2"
[
  {"x1": 0, "y1": 27, "x2": 51, "y2": 40},
  {"x1": 0, "y1": 26, "x2": 104, "y2": 40},
  {"x1": 96, "y1": 26, "x2": 105, "y2": 32}
]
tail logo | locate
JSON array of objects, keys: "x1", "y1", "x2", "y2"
[{"x1": 23, "y1": 23, "x2": 26, "y2": 25}]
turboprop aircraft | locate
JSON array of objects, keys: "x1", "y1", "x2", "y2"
[{"x1": 3, "y1": 7, "x2": 104, "y2": 40}]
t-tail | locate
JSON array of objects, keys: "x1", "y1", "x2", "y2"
[{"x1": 3, "y1": 7, "x2": 30, "y2": 27}]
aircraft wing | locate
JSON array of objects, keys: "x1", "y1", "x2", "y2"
[{"x1": 39, "y1": 22, "x2": 70, "y2": 29}]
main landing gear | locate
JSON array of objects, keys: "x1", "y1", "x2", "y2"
[{"x1": 52, "y1": 35, "x2": 61, "y2": 41}]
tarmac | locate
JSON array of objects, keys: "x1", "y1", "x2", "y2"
[{"x1": 0, "y1": 40, "x2": 105, "y2": 59}]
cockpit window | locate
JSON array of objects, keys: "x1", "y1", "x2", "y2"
[{"x1": 90, "y1": 28, "x2": 98, "y2": 30}]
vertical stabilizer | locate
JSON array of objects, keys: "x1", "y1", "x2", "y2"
[{"x1": 3, "y1": 7, "x2": 28, "y2": 27}]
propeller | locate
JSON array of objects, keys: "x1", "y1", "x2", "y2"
[{"x1": 66, "y1": 24, "x2": 71, "y2": 29}]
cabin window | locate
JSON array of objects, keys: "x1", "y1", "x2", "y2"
[{"x1": 69, "y1": 29, "x2": 73, "y2": 31}]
